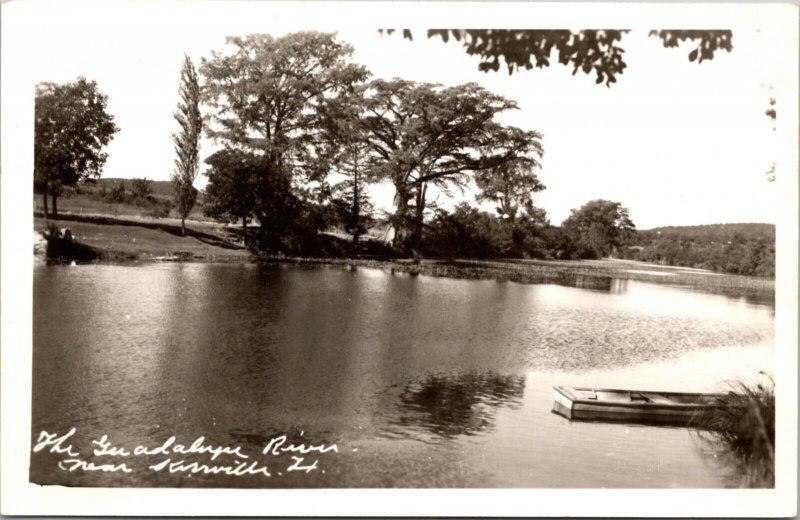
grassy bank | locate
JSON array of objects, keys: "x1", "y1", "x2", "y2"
[{"x1": 34, "y1": 214, "x2": 250, "y2": 263}]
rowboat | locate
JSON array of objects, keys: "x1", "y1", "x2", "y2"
[{"x1": 552, "y1": 386, "x2": 724, "y2": 427}]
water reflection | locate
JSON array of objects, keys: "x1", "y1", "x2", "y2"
[
  {"x1": 390, "y1": 373, "x2": 526, "y2": 439},
  {"x1": 556, "y1": 273, "x2": 629, "y2": 294},
  {"x1": 673, "y1": 284, "x2": 775, "y2": 308},
  {"x1": 32, "y1": 263, "x2": 774, "y2": 488}
]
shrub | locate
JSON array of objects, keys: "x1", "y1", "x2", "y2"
[
  {"x1": 105, "y1": 182, "x2": 127, "y2": 203},
  {"x1": 130, "y1": 177, "x2": 153, "y2": 199}
]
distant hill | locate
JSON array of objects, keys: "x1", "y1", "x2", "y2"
[
  {"x1": 95, "y1": 178, "x2": 177, "y2": 199},
  {"x1": 639, "y1": 223, "x2": 775, "y2": 242},
  {"x1": 627, "y1": 223, "x2": 774, "y2": 277}
]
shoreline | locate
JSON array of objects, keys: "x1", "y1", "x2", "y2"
[
  {"x1": 34, "y1": 212, "x2": 775, "y2": 298},
  {"x1": 40, "y1": 248, "x2": 775, "y2": 298}
]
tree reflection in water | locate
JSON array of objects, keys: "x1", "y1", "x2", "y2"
[{"x1": 391, "y1": 373, "x2": 526, "y2": 439}]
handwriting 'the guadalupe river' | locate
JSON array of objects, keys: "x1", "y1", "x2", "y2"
[{"x1": 34, "y1": 427, "x2": 340, "y2": 477}]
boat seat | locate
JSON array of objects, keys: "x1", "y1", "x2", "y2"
[{"x1": 634, "y1": 392, "x2": 674, "y2": 404}]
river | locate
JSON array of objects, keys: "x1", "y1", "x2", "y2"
[{"x1": 31, "y1": 262, "x2": 774, "y2": 487}]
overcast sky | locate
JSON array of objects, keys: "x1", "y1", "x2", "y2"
[{"x1": 6, "y1": 1, "x2": 791, "y2": 229}]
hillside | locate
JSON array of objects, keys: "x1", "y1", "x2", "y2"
[
  {"x1": 94, "y1": 177, "x2": 188, "y2": 200},
  {"x1": 640, "y1": 223, "x2": 775, "y2": 242},
  {"x1": 627, "y1": 223, "x2": 775, "y2": 277},
  {"x1": 36, "y1": 177, "x2": 208, "y2": 221}
]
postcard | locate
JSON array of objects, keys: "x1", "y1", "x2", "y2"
[{"x1": 1, "y1": 1, "x2": 797, "y2": 516}]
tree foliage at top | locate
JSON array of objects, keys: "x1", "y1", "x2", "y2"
[
  {"x1": 171, "y1": 54, "x2": 203, "y2": 235},
  {"x1": 649, "y1": 30, "x2": 733, "y2": 63},
  {"x1": 380, "y1": 29, "x2": 733, "y2": 86},
  {"x1": 34, "y1": 77, "x2": 119, "y2": 217}
]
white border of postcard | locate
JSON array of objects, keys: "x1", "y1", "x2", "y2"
[{"x1": 1, "y1": 1, "x2": 797, "y2": 516}]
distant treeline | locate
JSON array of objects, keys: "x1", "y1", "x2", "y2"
[
  {"x1": 417, "y1": 208, "x2": 774, "y2": 278},
  {"x1": 624, "y1": 224, "x2": 775, "y2": 277}
]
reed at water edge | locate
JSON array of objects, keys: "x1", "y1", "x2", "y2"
[{"x1": 695, "y1": 373, "x2": 775, "y2": 487}]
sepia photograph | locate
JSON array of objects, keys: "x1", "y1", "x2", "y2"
[{"x1": 1, "y1": 0, "x2": 797, "y2": 516}]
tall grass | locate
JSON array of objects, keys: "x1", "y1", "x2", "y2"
[{"x1": 698, "y1": 373, "x2": 775, "y2": 487}]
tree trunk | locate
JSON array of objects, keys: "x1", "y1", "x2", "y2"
[
  {"x1": 51, "y1": 192, "x2": 58, "y2": 219},
  {"x1": 181, "y1": 216, "x2": 186, "y2": 236},
  {"x1": 351, "y1": 159, "x2": 360, "y2": 253},
  {"x1": 411, "y1": 183, "x2": 427, "y2": 251},
  {"x1": 42, "y1": 182, "x2": 49, "y2": 220},
  {"x1": 242, "y1": 217, "x2": 247, "y2": 246},
  {"x1": 391, "y1": 191, "x2": 410, "y2": 250}
]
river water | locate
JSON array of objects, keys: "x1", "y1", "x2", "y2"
[{"x1": 31, "y1": 263, "x2": 774, "y2": 487}]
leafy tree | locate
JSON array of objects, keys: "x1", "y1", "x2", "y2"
[
  {"x1": 423, "y1": 203, "x2": 512, "y2": 259},
  {"x1": 316, "y1": 86, "x2": 377, "y2": 250},
  {"x1": 561, "y1": 199, "x2": 636, "y2": 259},
  {"x1": 201, "y1": 32, "x2": 369, "y2": 250},
  {"x1": 171, "y1": 55, "x2": 203, "y2": 236},
  {"x1": 34, "y1": 77, "x2": 119, "y2": 218},
  {"x1": 362, "y1": 79, "x2": 542, "y2": 251},
  {"x1": 203, "y1": 149, "x2": 261, "y2": 242},
  {"x1": 475, "y1": 157, "x2": 545, "y2": 220},
  {"x1": 328, "y1": 147, "x2": 375, "y2": 250},
  {"x1": 383, "y1": 29, "x2": 733, "y2": 85}
]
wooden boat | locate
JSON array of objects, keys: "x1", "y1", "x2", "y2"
[{"x1": 552, "y1": 386, "x2": 725, "y2": 427}]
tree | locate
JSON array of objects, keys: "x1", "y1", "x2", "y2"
[
  {"x1": 561, "y1": 199, "x2": 636, "y2": 259},
  {"x1": 171, "y1": 55, "x2": 203, "y2": 236},
  {"x1": 362, "y1": 79, "x2": 543, "y2": 251},
  {"x1": 34, "y1": 78, "x2": 119, "y2": 218},
  {"x1": 423, "y1": 203, "x2": 513, "y2": 259},
  {"x1": 383, "y1": 29, "x2": 733, "y2": 86},
  {"x1": 475, "y1": 157, "x2": 545, "y2": 220},
  {"x1": 315, "y1": 86, "x2": 378, "y2": 250},
  {"x1": 203, "y1": 149, "x2": 260, "y2": 243},
  {"x1": 201, "y1": 32, "x2": 369, "y2": 250}
]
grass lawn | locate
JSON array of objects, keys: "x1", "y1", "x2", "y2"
[{"x1": 35, "y1": 217, "x2": 250, "y2": 262}]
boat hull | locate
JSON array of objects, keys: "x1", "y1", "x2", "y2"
[{"x1": 552, "y1": 386, "x2": 723, "y2": 427}]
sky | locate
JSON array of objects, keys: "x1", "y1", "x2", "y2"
[{"x1": 4, "y1": 1, "x2": 792, "y2": 229}]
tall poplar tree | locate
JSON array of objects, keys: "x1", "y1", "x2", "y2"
[{"x1": 171, "y1": 54, "x2": 203, "y2": 236}]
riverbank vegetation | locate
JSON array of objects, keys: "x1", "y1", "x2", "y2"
[{"x1": 697, "y1": 375, "x2": 775, "y2": 487}]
